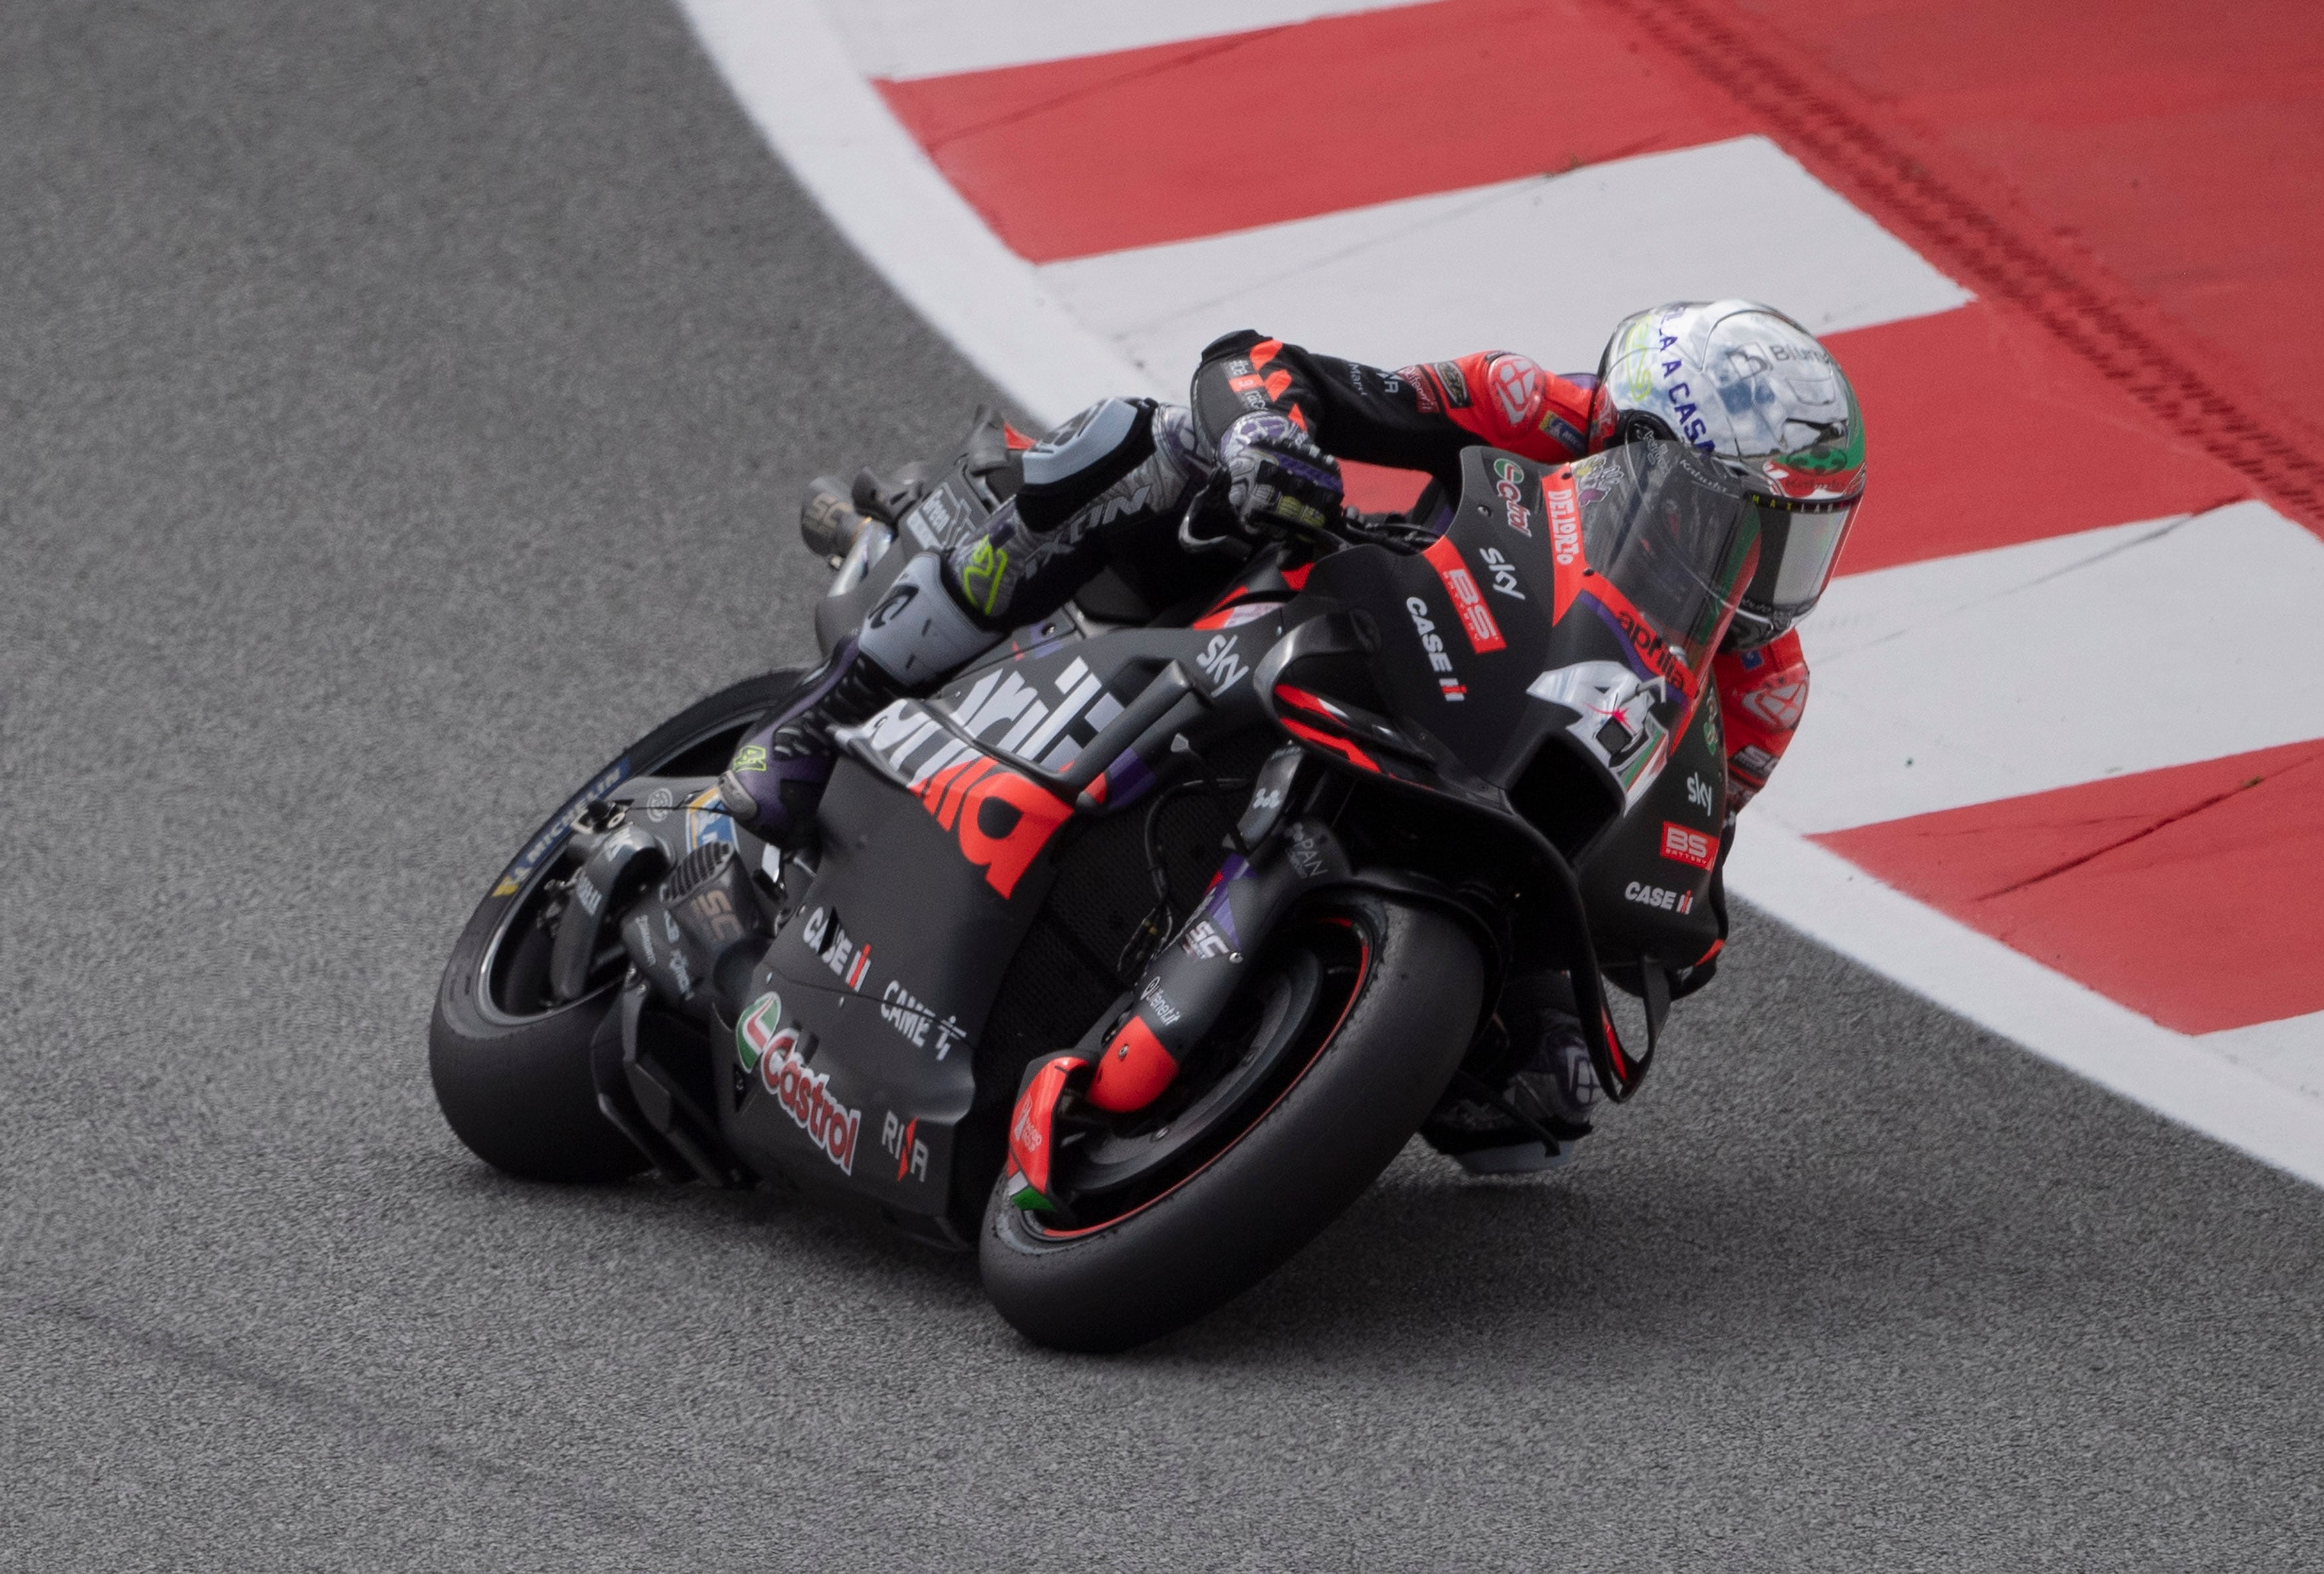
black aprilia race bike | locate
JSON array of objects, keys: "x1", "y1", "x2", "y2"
[{"x1": 430, "y1": 411, "x2": 1756, "y2": 1352}]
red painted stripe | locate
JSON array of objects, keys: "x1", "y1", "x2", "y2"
[
  {"x1": 1824, "y1": 302, "x2": 2250, "y2": 574},
  {"x1": 1331, "y1": 300, "x2": 2258, "y2": 571},
  {"x1": 1815, "y1": 741, "x2": 2324, "y2": 1034},
  {"x1": 1615, "y1": 0, "x2": 2324, "y2": 535},
  {"x1": 1685, "y1": 0, "x2": 2324, "y2": 513},
  {"x1": 876, "y1": 0, "x2": 1750, "y2": 262}
]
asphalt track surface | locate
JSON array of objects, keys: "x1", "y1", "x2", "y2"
[{"x1": 5, "y1": 5, "x2": 2321, "y2": 1569}]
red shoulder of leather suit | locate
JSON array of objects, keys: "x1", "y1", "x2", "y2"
[
  {"x1": 1191, "y1": 329, "x2": 1812, "y2": 813},
  {"x1": 1711, "y1": 630, "x2": 1809, "y2": 812}
]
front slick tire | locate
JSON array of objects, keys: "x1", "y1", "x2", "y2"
[{"x1": 981, "y1": 896, "x2": 1483, "y2": 1352}]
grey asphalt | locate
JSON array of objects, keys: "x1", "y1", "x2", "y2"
[{"x1": 3, "y1": 3, "x2": 2319, "y2": 1569}]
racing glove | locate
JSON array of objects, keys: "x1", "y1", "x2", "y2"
[{"x1": 1216, "y1": 410, "x2": 1344, "y2": 537}]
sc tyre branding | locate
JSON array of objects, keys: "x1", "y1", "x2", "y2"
[{"x1": 429, "y1": 669, "x2": 811, "y2": 1183}]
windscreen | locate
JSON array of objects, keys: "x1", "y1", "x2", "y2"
[{"x1": 1569, "y1": 441, "x2": 1760, "y2": 689}]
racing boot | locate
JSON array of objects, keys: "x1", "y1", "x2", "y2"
[
  {"x1": 718, "y1": 551, "x2": 1000, "y2": 847},
  {"x1": 1422, "y1": 974, "x2": 1601, "y2": 1174}
]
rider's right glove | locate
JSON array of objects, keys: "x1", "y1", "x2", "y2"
[{"x1": 1217, "y1": 410, "x2": 1345, "y2": 537}]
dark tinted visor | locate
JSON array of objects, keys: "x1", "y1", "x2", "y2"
[{"x1": 1744, "y1": 496, "x2": 1857, "y2": 616}]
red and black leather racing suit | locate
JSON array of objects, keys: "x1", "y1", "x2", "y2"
[
  {"x1": 948, "y1": 328, "x2": 1812, "y2": 819},
  {"x1": 1191, "y1": 331, "x2": 1808, "y2": 812}
]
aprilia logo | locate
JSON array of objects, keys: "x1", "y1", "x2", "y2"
[
  {"x1": 853, "y1": 701, "x2": 1072, "y2": 899},
  {"x1": 1741, "y1": 679, "x2": 1808, "y2": 733},
  {"x1": 1609, "y1": 602, "x2": 1694, "y2": 697}
]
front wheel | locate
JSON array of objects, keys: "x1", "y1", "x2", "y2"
[
  {"x1": 428, "y1": 669, "x2": 809, "y2": 1181},
  {"x1": 979, "y1": 895, "x2": 1485, "y2": 1352}
]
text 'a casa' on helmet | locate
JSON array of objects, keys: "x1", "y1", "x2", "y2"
[{"x1": 1592, "y1": 299, "x2": 1867, "y2": 647}]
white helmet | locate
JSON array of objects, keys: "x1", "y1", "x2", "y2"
[{"x1": 1593, "y1": 301, "x2": 1867, "y2": 646}]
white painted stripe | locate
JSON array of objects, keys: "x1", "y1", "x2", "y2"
[
  {"x1": 1764, "y1": 501, "x2": 2324, "y2": 833},
  {"x1": 685, "y1": 0, "x2": 2324, "y2": 1188},
  {"x1": 1037, "y1": 137, "x2": 1973, "y2": 387},
  {"x1": 2202, "y1": 1012, "x2": 2324, "y2": 1104},
  {"x1": 829, "y1": 0, "x2": 1439, "y2": 80},
  {"x1": 675, "y1": 0, "x2": 1165, "y2": 425},
  {"x1": 1725, "y1": 821, "x2": 2324, "y2": 1187}
]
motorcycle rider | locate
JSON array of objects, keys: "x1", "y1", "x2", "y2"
[{"x1": 721, "y1": 300, "x2": 1866, "y2": 1172}]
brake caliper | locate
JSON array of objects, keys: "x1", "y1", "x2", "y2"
[{"x1": 1003, "y1": 1053, "x2": 1090, "y2": 1213}]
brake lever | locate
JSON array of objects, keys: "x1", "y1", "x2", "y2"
[{"x1": 1176, "y1": 468, "x2": 1252, "y2": 556}]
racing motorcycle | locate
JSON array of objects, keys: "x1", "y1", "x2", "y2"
[{"x1": 429, "y1": 408, "x2": 1758, "y2": 1352}]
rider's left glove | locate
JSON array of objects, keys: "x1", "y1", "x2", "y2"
[{"x1": 1217, "y1": 410, "x2": 1344, "y2": 536}]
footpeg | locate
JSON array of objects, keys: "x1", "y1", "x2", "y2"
[{"x1": 851, "y1": 461, "x2": 936, "y2": 525}]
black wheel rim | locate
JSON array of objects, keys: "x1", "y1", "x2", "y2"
[
  {"x1": 473, "y1": 707, "x2": 777, "y2": 1027},
  {"x1": 1031, "y1": 911, "x2": 1374, "y2": 1238}
]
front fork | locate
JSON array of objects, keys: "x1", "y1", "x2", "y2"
[{"x1": 1005, "y1": 809, "x2": 1352, "y2": 1212}]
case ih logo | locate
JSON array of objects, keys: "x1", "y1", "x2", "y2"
[
  {"x1": 802, "y1": 906, "x2": 872, "y2": 990},
  {"x1": 1421, "y1": 535, "x2": 1505, "y2": 654},
  {"x1": 1661, "y1": 821, "x2": 1718, "y2": 870},
  {"x1": 1403, "y1": 596, "x2": 1468, "y2": 701},
  {"x1": 1623, "y1": 879, "x2": 1695, "y2": 914}
]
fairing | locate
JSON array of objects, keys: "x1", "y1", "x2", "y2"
[
  {"x1": 1264, "y1": 441, "x2": 1753, "y2": 970},
  {"x1": 708, "y1": 612, "x2": 1286, "y2": 1241}
]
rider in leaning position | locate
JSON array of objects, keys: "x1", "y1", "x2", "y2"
[{"x1": 720, "y1": 300, "x2": 1867, "y2": 1174}]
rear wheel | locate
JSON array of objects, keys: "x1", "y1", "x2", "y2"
[
  {"x1": 428, "y1": 669, "x2": 809, "y2": 1181},
  {"x1": 979, "y1": 895, "x2": 1484, "y2": 1352}
]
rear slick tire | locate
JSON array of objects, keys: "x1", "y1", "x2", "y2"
[
  {"x1": 428, "y1": 669, "x2": 808, "y2": 1182},
  {"x1": 979, "y1": 895, "x2": 1484, "y2": 1352}
]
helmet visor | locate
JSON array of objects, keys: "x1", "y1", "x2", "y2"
[{"x1": 1748, "y1": 497, "x2": 1857, "y2": 618}]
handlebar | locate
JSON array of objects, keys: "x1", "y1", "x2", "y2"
[{"x1": 1177, "y1": 466, "x2": 1433, "y2": 559}]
